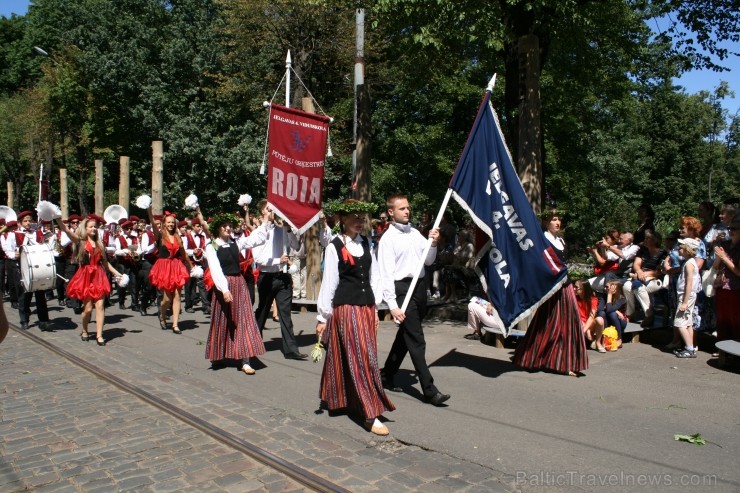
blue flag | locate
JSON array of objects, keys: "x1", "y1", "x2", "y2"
[{"x1": 449, "y1": 90, "x2": 567, "y2": 331}]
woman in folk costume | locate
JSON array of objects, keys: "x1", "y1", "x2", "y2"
[
  {"x1": 203, "y1": 212, "x2": 271, "y2": 374},
  {"x1": 315, "y1": 199, "x2": 395, "y2": 436},
  {"x1": 146, "y1": 208, "x2": 192, "y2": 334},
  {"x1": 55, "y1": 216, "x2": 124, "y2": 346},
  {"x1": 513, "y1": 210, "x2": 589, "y2": 376}
]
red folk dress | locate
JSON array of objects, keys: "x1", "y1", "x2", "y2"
[
  {"x1": 149, "y1": 237, "x2": 190, "y2": 291},
  {"x1": 66, "y1": 241, "x2": 111, "y2": 302}
]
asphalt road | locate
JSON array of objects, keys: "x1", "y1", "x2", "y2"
[{"x1": 3, "y1": 299, "x2": 739, "y2": 492}]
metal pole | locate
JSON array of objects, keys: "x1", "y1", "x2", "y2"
[{"x1": 351, "y1": 9, "x2": 365, "y2": 198}]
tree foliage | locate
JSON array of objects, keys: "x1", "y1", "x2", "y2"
[{"x1": 0, "y1": 0, "x2": 737, "y2": 244}]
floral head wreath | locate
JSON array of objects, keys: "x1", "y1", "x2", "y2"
[
  {"x1": 209, "y1": 212, "x2": 242, "y2": 234},
  {"x1": 537, "y1": 208, "x2": 566, "y2": 221},
  {"x1": 324, "y1": 200, "x2": 377, "y2": 217}
]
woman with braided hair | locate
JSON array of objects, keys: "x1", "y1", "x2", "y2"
[
  {"x1": 147, "y1": 208, "x2": 192, "y2": 334},
  {"x1": 204, "y1": 212, "x2": 271, "y2": 374}
]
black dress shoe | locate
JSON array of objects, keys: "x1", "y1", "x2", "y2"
[
  {"x1": 118, "y1": 303, "x2": 125, "y2": 310},
  {"x1": 73, "y1": 307, "x2": 82, "y2": 315},
  {"x1": 11, "y1": 302, "x2": 18, "y2": 309},
  {"x1": 185, "y1": 307, "x2": 194, "y2": 313},
  {"x1": 284, "y1": 351, "x2": 308, "y2": 360},
  {"x1": 381, "y1": 377, "x2": 403, "y2": 392},
  {"x1": 203, "y1": 308, "x2": 211, "y2": 315},
  {"x1": 130, "y1": 304, "x2": 139, "y2": 311},
  {"x1": 39, "y1": 322, "x2": 51, "y2": 331},
  {"x1": 20, "y1": 322, "x2": 28, "y2": 330},
  {"x1": 140, "y1": 306, "x2": 147, "y2": 316},
  {"x1": 425, "y1": 392, "x2": 451, "y2": 407},
  {"x1": 58, "y1": 300, "x2": 66, "y2": 307}
]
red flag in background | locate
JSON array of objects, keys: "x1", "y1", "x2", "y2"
[{"x1": 266, "y1": 104, "x2": 330, "y2": 234}]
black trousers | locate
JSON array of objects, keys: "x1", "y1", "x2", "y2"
[
  {"x1": 63, "y1": 262, "x2": 80, "y2": 310},
  {"x1": 137, "y1": 260, "x2": 156, "y2": 308},
  {"x1": 7, "y1": 257, "x2": 19, "y2": 303},
  {"x1": 185, "y1": 263, "x2": 208, "y2": 308},
  {"x1": 54, "y1": 257, "x2": 66, "y2": 301},
  {"x1": 254, "y1": 272, "x2": 298, "y2": 355},
  {"x1": 0, "y1": 258, "x2": 5, "y2": 298},
  {"x1": 12, "y1": 258, "x2": 50, "y2": 325},
  {"x1": 117, "y1": 261, "x2": 139, "y2": 306},
  {"x1": 382, "y1": 278, "x2": 439, "y2": 398}
]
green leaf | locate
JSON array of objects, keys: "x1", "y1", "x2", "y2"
[{"x1": 674, "y1": 433, "x2": 706, "y2": 445}]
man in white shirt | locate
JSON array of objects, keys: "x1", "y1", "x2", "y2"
[
  {"x1": 378, "y1": 194, "x2": 450, "y2": 406},
  {"x1": 252, "y1": 199, "x2": 305, "y2": 360}
]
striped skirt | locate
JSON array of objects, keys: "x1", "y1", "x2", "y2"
[
  {"x1": 513, "y1": 284, "x2": 589, "y2": 374},
  {"x1": 320, "y1": 305, "x2": 395, "y2": 420},
  {"x1": 205, "y1": 274, "x2": 265, "y2": 362}
]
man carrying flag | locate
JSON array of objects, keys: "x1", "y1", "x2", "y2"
[{"x1": 448, "y1": 77, "x2": 587, "y2": 376}]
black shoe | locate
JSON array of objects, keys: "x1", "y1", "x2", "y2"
[
  {"x1": 185, "y1": 307, "x2": 194, "y2": 313},
  {"x1": 73, "y1": 307, "x2": 82, "y2": 315},
  {"x1": 11, "y1": 302, "x2": 18, "y2": 309},
  {"x1": 118, "y1": 303, "x2": 125, "y2": 309},
  {"x1": 130, "y1": 304, "x2": 139, "y2": 311},
  {"x1": 425, "y1": 392, "x2": 451, "y2": 407},
  {"x1": 20, "y1": 322, "x2": 28, "y2": 330},
  {"x1": 203, "y1": 308, "x2": 211, "y2": 315},
  {"x1": 284, "y1": 351, "x2": 308, "y2": 360},
  {"x1": 140, "y1": 306, "x2": 147, "y2": 316},
  {"x1": 39, "y1": 321, "x2": 51, "y2": 331},
  {"x1": 381, "y1": 372, "x2": 403, "y2": 392},
  {"x1": 58, "y1": 300, "x2": 66, "y2": 307}
]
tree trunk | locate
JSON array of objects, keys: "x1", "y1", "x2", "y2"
[
  {"x1": 302, "y1": 97, "x2": 322, "y2": 300},
  {"x1": 152, "y1": 141, "x2": 164, "y2": 215},
  {"x1": 516, "y1": 33, "x2": 543, "y2": 214}
]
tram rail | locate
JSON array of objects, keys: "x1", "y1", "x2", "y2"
[{"x1": 10, "y1": 324, "x2": 352, "y2": 493}]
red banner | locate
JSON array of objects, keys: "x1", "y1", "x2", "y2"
[{"x1": 266, "y1": 104, "x2": 330, "y2": 234}]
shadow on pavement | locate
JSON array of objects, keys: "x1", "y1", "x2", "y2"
[{"x1": 430, "y1": 348, "x2": 517, "y2": 379}]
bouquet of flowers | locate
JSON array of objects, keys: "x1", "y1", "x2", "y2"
[{"x1": 310, "y1": 336, "x2": 324, "y2": 363}]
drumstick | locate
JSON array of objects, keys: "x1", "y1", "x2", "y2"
[{"x1": 56, "y1": 274, "x2": 69, "y2": 283}]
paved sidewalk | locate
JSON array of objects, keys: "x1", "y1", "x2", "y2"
[
  {"x1": 0, "y1": 331, "x2": 305, "y2": 493},
  {"x1": 2, "y1": 299, "x2": 739, "y2": 492}
]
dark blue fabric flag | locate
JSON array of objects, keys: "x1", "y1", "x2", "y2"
[{"x1": 449, "y1": 91, "x2": 567, "y2": 331}]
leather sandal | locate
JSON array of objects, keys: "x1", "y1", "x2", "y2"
[
  {"x1": 159, "y1": 317, "x2": 168, "y2": 330},
  {"x1": 80, "y1": 331, "x2": 90, "y2": 342}
]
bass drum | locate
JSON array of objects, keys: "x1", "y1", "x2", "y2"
[{"x1": 20, "y1": 244, "x2": 56, "y2": 292}]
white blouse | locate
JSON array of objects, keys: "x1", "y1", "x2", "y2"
[
  {"x1": 205, "y1": 224, "x2": 270, "y2": 294},
  {"x1": 316, "y1": 233, "x2": 382, "y2": 323}
]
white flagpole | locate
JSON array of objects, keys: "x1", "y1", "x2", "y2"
[
  {"x1": 285, "y1": 50, "x2": 291, "y2": 107},
  {"x1": 38, "y1": 164, "x2": 43, "y2": 203},
  {"x1": 397, "y1": 188, "x2": 453, "y2": 316}
]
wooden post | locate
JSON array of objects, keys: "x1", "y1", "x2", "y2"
[
  {"x1": 94, "y1": 159, "x2": 104, "y2": 216},
  {"x1": 6, "y1": 182, "x2": 13, "y2": 208},
  {"x1": 59, "y1": 169, "x2": 69, "y2": 218},
  {"x1": 119, "y1": 156, "x2": 130, "y2": 212},
  {"x1": 302, "y1": 97, "x2": 322, "y2": 301},
  {"x1": 152, "y1": 141, "x2": 163, "y2": 215}
]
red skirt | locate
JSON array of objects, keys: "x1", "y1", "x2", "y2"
[
  {"x1": 149, "y1": 258, "x2": 190, "y2": 291},
  {"x1": 320, "y1": 304, "x2": 395, "y2": 419},
  {"x1": 205, "y1": 274, "x2": 265, "y2": 361},
  {"x1": 513, "y1": 284, "x2": 589, "y2": 374},
  {"x1": 67, "y1": 264, "x2": 111, "y2": 302}
]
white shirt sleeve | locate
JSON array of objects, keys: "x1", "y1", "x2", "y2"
[
  {"x1": 316, "y1": 243, "x2": 339, "y2": 323},
  {"x1": 1, "y1": 234, "x2": 16, "y2": 258},
  {"x1": 205, "y1": 242, "x2": 229, "y2": 294},
  {"x1": 377, "y1": 232, "x2": 399, "y2": 310},
  {"x1": 236, "y1": 223, "x2": 270, "y2": 250}
]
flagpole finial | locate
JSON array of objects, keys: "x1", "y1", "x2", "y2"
[
  {"x1": 486, "y1": 74, "x2": 497, "y2": 93},
  {"x1": 286, "y1": 50, "x2": 291, "y2": 65}
]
